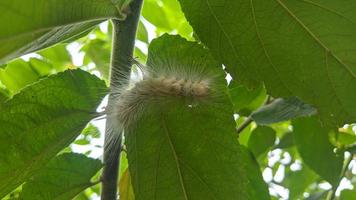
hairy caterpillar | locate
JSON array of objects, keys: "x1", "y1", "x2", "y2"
[{"x1": 103, "y1": 57, "x2": 222, "y2": 164}]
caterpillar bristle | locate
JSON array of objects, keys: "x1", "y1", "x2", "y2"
[
  {"x1": 108, "y1": 62, "x2": 215, "y2": 131},
  {"x1": 102, "y1": 58, "x2": 221, "y2": 165}
]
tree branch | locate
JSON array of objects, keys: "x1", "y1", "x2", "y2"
[{"x1": 101, "y1": 1, "x2": 143, "y2": 199}]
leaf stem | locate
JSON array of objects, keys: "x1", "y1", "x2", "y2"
[
  {"x1": 101, "y1": 1, "x2": 143, "y2": 199},
  {"x1": 236, "y1": 116, "x2": 253, "y2": 134},
  {"x1": 236, "y1": 95, "x2": 272, "y2": 135}
]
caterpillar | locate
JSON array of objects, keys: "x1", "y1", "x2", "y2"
[{"x1": 103, "y1": 59, "x2": 220, "y2": 163}]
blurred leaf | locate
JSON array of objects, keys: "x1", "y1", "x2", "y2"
[
  {"x1": 82, "y1": 39, "x2": 111, "y2": 79},
  {"x1": 0, "y1": 86, "x2": 10, "y2": 103},
  {"x1": 82, "y1": 124, "x2": 101, "y2": 139},
  {"x1": 331, "y1": 132, "x2": 356, "y2": 148},
  {"x1": 21, "y1": 153, "x2": 102, "y2": 200},
  {"x1": 0, "y1": 0, "x2": 124, "y2": 64},
  {"x1": 346, "y1": 144, "x2": 356, "y2": 154},
  {"x1": 142, "y1": 0, "x2": 171, "y2": 31},
  {"x1": 305, "y1": 191, "x2": 328, "y2": 200},
  {"x1": 38, "y1": 44, "x2": 72, "y2": 70},
  {"x1": 142, "y1": 0, "x2": 193, "y2": 39},
  {"x1": 137, "y1": 21, "x2": 149, "y2": 43},
  {"x1": 0, "y1": 69, "x2": 107, "y2": 198},
  {"x1": 240, "y1": 146, "x2": 270, "y2": 200},
  {"x1": 28, "y1": 58, "x2": 55, "y2": 76},
  {"x1": 275, "y1": 131, "x2": 294, "y2": 149},
  {"x1": 119, "y1": 169, "x2": 135, "y2": 200},
  {"x1": 178, "y1": 0, "x2": 356, "y2": 127},
  {"x1": 252, "y1": 97, "x2": 316, "y2": 125},
  {"x1": 292, "y1": 117, "x2": 343, "y2": 186},
  {"x1": 75, "y1": 138, "x2": 91, "y2": 146},
  {"x1": 120, "y1": 151, "x2": 129, "y2": 178},
  {"x1": 126, "y1": 34, "x2": 264, "y2": 199},
  {"x1": 0, "y1": 59, "x2": 42, "y2": 94},
  {"x1": 284, "y1": 164, "x2": 319, "y2": 199},
  {"x1": 134, "y1": 47, "x2": 147, "y2": 63},
  {"x1": 248, "y1": 126, "x2": 276, "y2": 157},
  {"x1": 237, "y1": 117, "x2": 254, "y2": 146},
  {"x1": 228, "y1": 82, "x2": 266, "y2": 116},
  {"x1": 340, "y1": 188, "x2": 356, "y2": 200},
  {"x1": 161, "y1": 0, "x2": 193, "y2": 39}
]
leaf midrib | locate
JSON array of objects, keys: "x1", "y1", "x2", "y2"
[
  {"x1": 275, "y1": 0, "x2": 356, "y2": 78},
  {"x1": 161, "y1": 115, "x2": 189, "y2": 200},
  {"x1": 0, "y1": 18, "x2": 110, "y2": 43}
]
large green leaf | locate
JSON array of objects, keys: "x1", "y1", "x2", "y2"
[
  {"x1": 0, "y1": 69, "x2": 107, "y2": 198},
  {"x1": 125, "y1": 35, "x2": 268, "y2": 199},
  {"x1": 21, "y1": 153, "x2": 102, "y2": 200},
  {"x1": 292, "y1": 117, "x2": 343, "y2": 186},
  {"x1": 0, "y1": 0, "x2": 125, "y2": 64},
  {"x1": 178, "y1": 0, "x2": 356, "y2": 127},
  {"x1": 252, "y1": 97, "x2": 317, "y2": 125}
]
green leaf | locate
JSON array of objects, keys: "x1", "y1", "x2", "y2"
[
  {"x1": 20, "y1": 153, "x2": 102, "y2": 200},
  {"x1": 275, "y1": 131, "x2": 294, "y2": 149},
  {"x1": 82, "y1": 39, "x2": 111, "y2": 79},
  {"x1": 252, "y1": 97, "x2": 317, "y2": 125},
  {"x1": 228, "y1": 82, "x2": 266, "y2": 116},
  {"x1": 74, "y1": 138, "x2": 91, "y2": 146},
  {"x1": 0, "y1": 69, "x2": 107, "y2": 198},
  {"x1": 0, "y1": 59, "x2": 42, "y2": 94},
  {"x1": 248, "y1": 126, "x2": 276, "y2": 157},
  {"x1": 292, "y1": 117, "x2": 343, "y2": 186},
  {"x1": 82, "y1": 124, "x2": 101, "y2": 139},
  {"x1": 283, "y1": 164, "x2": 319, "y2": 199},
  {"x1": 0, "y1": 0, "x2": 124, "y2": 64},
  {"x1": 142, "y1": 0, "x2": 172, "y2": 31},
  {"x1": 38, "y1": 44, "x2": 72, "y2": 71},
  {"x1": 126, "y1": 35, "x2": 252, "y2": 199},
  {"x1": 240, "y1": 146, "x2": 270, "y2": 200},
  {"x1": 340, "y1": 188, "x2": 356, "y2": 200},
  {"x1": 137, "y1": 21, "x2": 149, "y2": 43},
  {"x1": 28, "y1": 58, "x2": 56, "y2": 76},
  {"x1": 178, "y1": 0, "x2": 356, "y2": 127},
  {"x1": 119, "y1": 169, "x2": 135, "y2": 200}
]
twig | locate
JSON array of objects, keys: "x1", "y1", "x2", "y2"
[
  {"x1": 236, "y1": 95, "x2": 272, "y2": 135},
  {"x1": 101, "y1": 1, "x2": 143, "y2": 199},
  {"x1": 236, "y1": 116, "x2": 253, "y2": 134}
]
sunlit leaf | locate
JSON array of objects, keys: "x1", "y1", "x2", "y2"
[
  {"x1": 119, "y1": 169, "x2": 135, "y2": 200},
  {"x1": 0, "y1": 59, "x2": 42, "y2": 94},
  {"x1": 0, "y1": 69, "x2": 107, "y2": 198}
]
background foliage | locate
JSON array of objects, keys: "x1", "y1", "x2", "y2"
[{"x1": 0, "y1": 0, "x2": 355, "y2": 200}]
